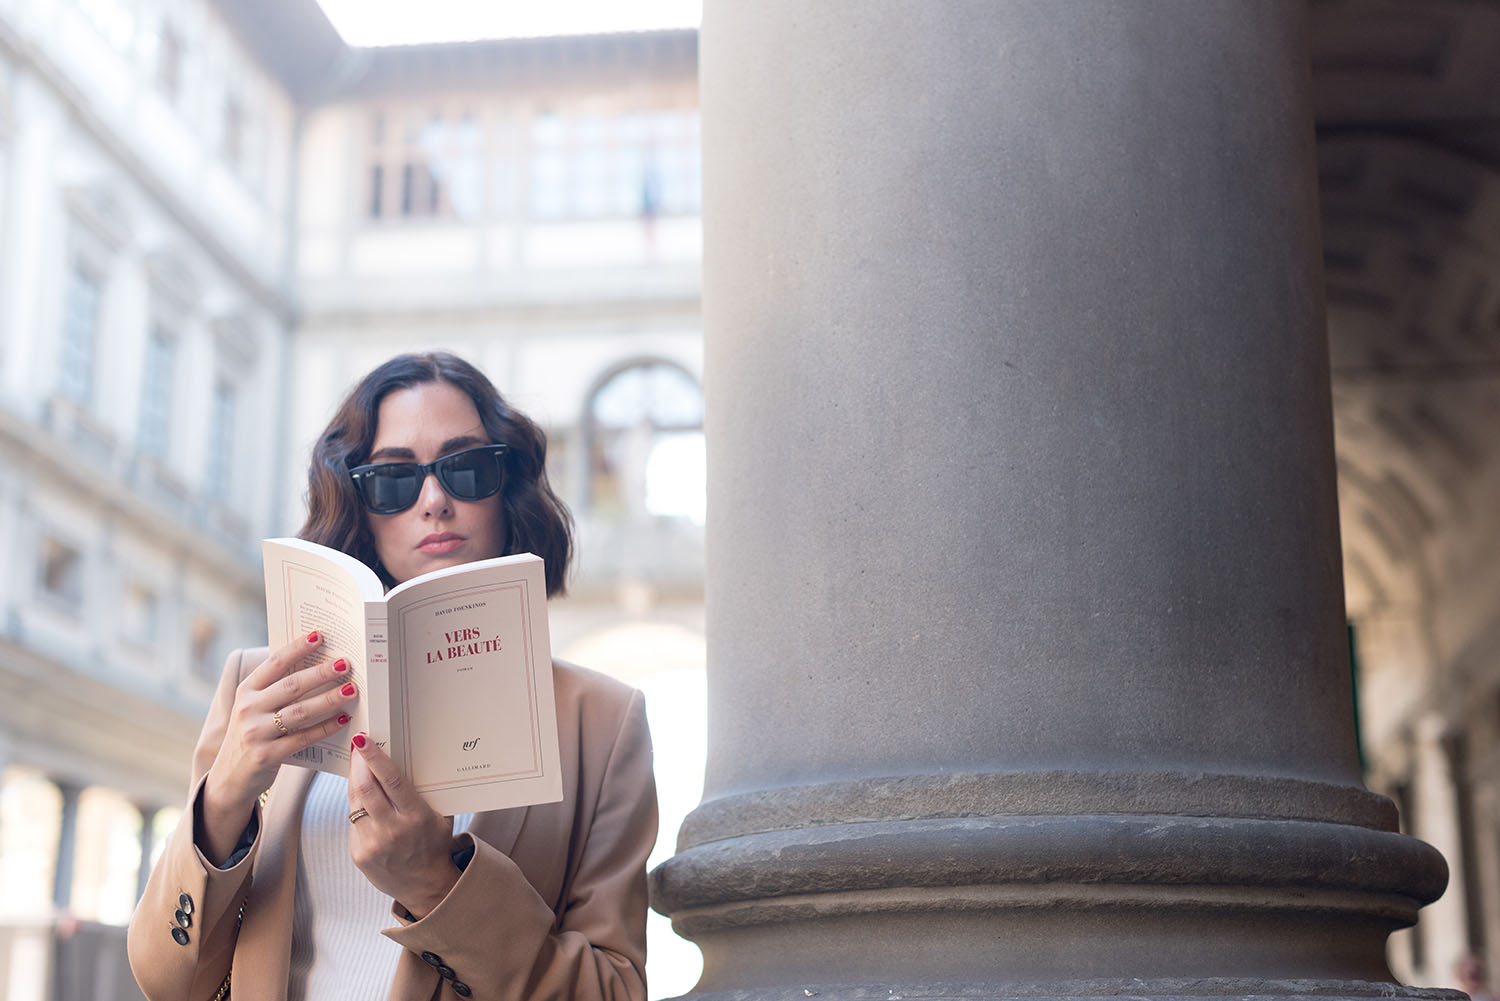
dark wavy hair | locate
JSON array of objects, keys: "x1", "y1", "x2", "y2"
[{"x1": 298, "y1": 352, "x2": 572, "y2": 596}]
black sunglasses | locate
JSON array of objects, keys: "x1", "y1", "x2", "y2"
[{"x1": 348, "y1": 444, "x2": 509, "y2": 515}]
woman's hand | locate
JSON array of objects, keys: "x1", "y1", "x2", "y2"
[
  {"x1": 347, "y1": 734, "x2": 459, "y2": 919},
  {"x1": 199, "y1": 631, "x2": 358, "y2": 864}
]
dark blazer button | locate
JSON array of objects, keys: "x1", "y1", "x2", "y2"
[
  {"x1": 438, "y1": 965, "x2": 455, "y2": 979},
  {"x1": 171, "y1": 927, "x2": 189, "y2": 946},
  {"x1": 178, "y1": 892, "x2": 194, "y2": 914},
  {"x1": 421, "y1": 951, "x2": 443, "y2": 967},
  {"x1": 451, "y1": 983, "x2": 471, "y2": 998},
  {"x1": 175, "y1": 909, "x2": 192, "y2": 929}
]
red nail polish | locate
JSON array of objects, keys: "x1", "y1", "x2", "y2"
[
  {"x1": 306, "y1": 631, "x2": 320, "y2": 644},
  {"x1": 352, "y1": 733, "x2": 367, "y2": 750},
  {"x1": 333, "y1": 658, "x2": 348, "y2": 673},
  {"x1": 337, "y1": 713, "x2": 350, "y2": 726},
  {"x1": 341, "y1": 683, "x2": 356, "y2": 697}
]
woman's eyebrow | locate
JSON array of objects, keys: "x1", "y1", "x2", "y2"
[
  {"x1": 367, "y1": 435, "x2": 487, "y2": 463},
  {"x1": 439, "y1": 434, "x2": 488, "y2": 454}
]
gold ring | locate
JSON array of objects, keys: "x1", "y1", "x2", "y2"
[
  {"x1": 348, "y1": 807, "x2": 369, "y2": 824},
  {"x1": 272, "y1": 710, "x2": 289, "y2": 736}
]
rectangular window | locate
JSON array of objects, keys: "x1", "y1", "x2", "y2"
[
  {"x1": 157, "y1": 24, "x2": 181, "y2": 101},
  {"x1": 204, "y1": 380, "x2": 235, "y2": 498},
  {"x1": 529, "y1": 112, "x2": 570, "y2": 220},
  {"x1": 367, "y1": 108, "x2": 463, "y2": 222},
  {"x1": 38, "y1": 537, "x2": 84, "y2": 611},
  {"x1": 524, "y1": 107, "x2": 702, "y2": 222},
  {"x1": 366, "y1": 111, "x2": 387, "y2": 220},
  {"x1": 223, "y1": 98, "x2": 244, "y2": 169},
  {"x1": 123, "y1": 583, "x2": 159, "y2": 646},
  {"x1": 400, "y1": 163, "x2": 416, "y2": 216},
  {"x1": 400, "y1": 162, "x2": 441, "y2": 217},
  {"x1": 446, "y1": 113, "x2": 482, "y2": 220},
  {"x1": 137, "y1": 327, "x2": 175, "y2": 456},
  {"x1": 658, "y1": 109, "x2": 703, "y2": 217},
  {"x1": 78, "y1": 0, "x2": 137, "y2": 52},
  {"x1": 59, "y1": 265, "x2": 101, "y2": 405},
  {"x1": 190, "y1": 616, "x2": 220, "y2": 680},
  {"x1": 369, "y1": 164, "x2": 384, "y2": 219}
]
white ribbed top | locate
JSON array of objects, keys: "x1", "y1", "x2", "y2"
[{"x1": 287, "y1": 771, "x2": 473, "y2": 1001}]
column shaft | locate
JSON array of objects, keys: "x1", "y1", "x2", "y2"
[
  {"x1": 51, "y1": 781, "x2": 80, "y2": 912},
  {"x1": 653, "y1": 1, "x2": 1447, "y2": 997},
  {"x1": 137, "y1": 804, "x2": 160, "y2": 903}
]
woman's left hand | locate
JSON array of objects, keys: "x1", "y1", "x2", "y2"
[{"x1": 347, "y1": 734, "x2": 460, "y2": 919}]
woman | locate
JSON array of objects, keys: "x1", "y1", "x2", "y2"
[{"x1": 128, "y1": 352, "x2": 657, "y2": 1001}]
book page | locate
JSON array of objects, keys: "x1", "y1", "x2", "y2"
[
  {"x1": 262, "y1": 540, "x2": 383, "y2": 776},
  {"x1": 386, "y1": 554, "x2": 562, "y2": 815}
]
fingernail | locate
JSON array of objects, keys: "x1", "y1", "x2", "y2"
[
  {"x1": 351, "y1": 733, "x2": 367, "y2": 750},
  {"x1": 340, "y1": 683, "x2": 356, "y2": 697},
  {"x1": 333, "y1": 658, "x2": 348, "y2": 673},
  {"x1": 306, "y1": 631, "x2": 320, "y2": 644},
  {"x1": 337, "y1": 713, "x2": 350, "y2": 726}
]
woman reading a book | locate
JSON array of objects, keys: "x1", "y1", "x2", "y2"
[{"x1": 128, "y1": 352, "x2": 657, "y2": 1001}]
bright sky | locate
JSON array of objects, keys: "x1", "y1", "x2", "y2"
[{"x1": 315, "y1": 0, "x2": 702, "y2": 47}]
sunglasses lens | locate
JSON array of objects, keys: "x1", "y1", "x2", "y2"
[
  {"x1": 360, "y1": 467, "x2": 421, "y2": 514},
  {"x1": 352, "y1": 446, "x2": 504, "y2": 513},
  {"x1": 438, "y1": 448, "x2": 503, "y2": 500}
]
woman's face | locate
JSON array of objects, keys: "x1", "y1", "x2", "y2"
[{"x1": 366, "y1": 381, "x2": 507, "y2": 584}]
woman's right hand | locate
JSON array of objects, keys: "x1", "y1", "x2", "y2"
[{"x1": 198, "y1": 631, "x2": 358, "y2": 865}]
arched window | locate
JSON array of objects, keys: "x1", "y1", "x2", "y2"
[{"x1": 585, "y1": 362, "x2": 704, "y2": 524}]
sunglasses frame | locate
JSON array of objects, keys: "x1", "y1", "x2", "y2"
[{"x1": 348, "y1": 443, "x2": 509, "y2": 515}]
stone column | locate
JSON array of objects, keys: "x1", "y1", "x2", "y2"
[
  {"x1": 652, "y1": 2, "x2": 1448, "y2": 998},
  {"x1": 51, "y1": 781, "x2": 80, "y2": 911},
  {"x1": 137, "y1": 804, "x2": 161, "y2": 902}
]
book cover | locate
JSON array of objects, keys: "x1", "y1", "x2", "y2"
[{"x1": 261, "y1": 538, "x2": 563, "y2": 815}]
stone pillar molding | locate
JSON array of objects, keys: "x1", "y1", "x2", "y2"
[{"x1": 652, "y1": 1, "x2": 1448, "y2": 998}]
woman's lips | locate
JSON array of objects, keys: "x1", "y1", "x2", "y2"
[{"x1": 418, "y1": 533, "x2": 465, "y2": 555}]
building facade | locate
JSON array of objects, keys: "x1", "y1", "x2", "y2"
[
  {"x1": 0, "y1": 0, "x2": 296, "y2": 934},
  {"x1": 0, "y1": 2, "x2": 706, "y2": 997}
]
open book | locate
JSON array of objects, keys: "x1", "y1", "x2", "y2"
[{"x1": 261, "y1": 538, "x2": 563, "y2": 815}]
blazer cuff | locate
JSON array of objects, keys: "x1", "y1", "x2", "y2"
[
  {"x1": 210, "y1": 810, "x2": 259, "y2": 870},
  {"x1": 383, "y1": 832, "x2": 557, "y2": 993},
  {"x1": 128, "y1": 773, "x2": 261, "y2": 1000},
  {"x1": 189, "y1": 777, "x2": 263, "y2": 873}
]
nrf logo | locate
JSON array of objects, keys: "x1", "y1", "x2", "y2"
[{"x1": 462, "y1": 738, "x2": 481, "y2": 751}]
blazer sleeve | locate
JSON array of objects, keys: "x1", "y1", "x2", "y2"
[
  {"x1": 383, "y1": 687, "x2": 658, "y2": 1001},
  {"x1": 127, "y1": 649, "x2": 267, "y2": 1001}
]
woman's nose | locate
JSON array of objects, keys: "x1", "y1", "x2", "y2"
[{"x1": 416, "y1": 471, "x2": 453, "y2": 518}]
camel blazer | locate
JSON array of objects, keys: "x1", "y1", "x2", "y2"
[{"x1": 127, "y1": 647, "x2": 657, "y2": 1001}]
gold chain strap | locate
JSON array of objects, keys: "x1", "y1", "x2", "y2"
[{"x1": 207, "y1": 896, "x2": 249, "y2": 1001}]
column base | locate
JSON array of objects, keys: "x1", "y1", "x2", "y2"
[
  {"x1": 652, "y1": 773, "x2": 1447, "y2": 988},
  {"x1": 662, "y1": 981, "x2": 1464, "y2": 1001}
]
